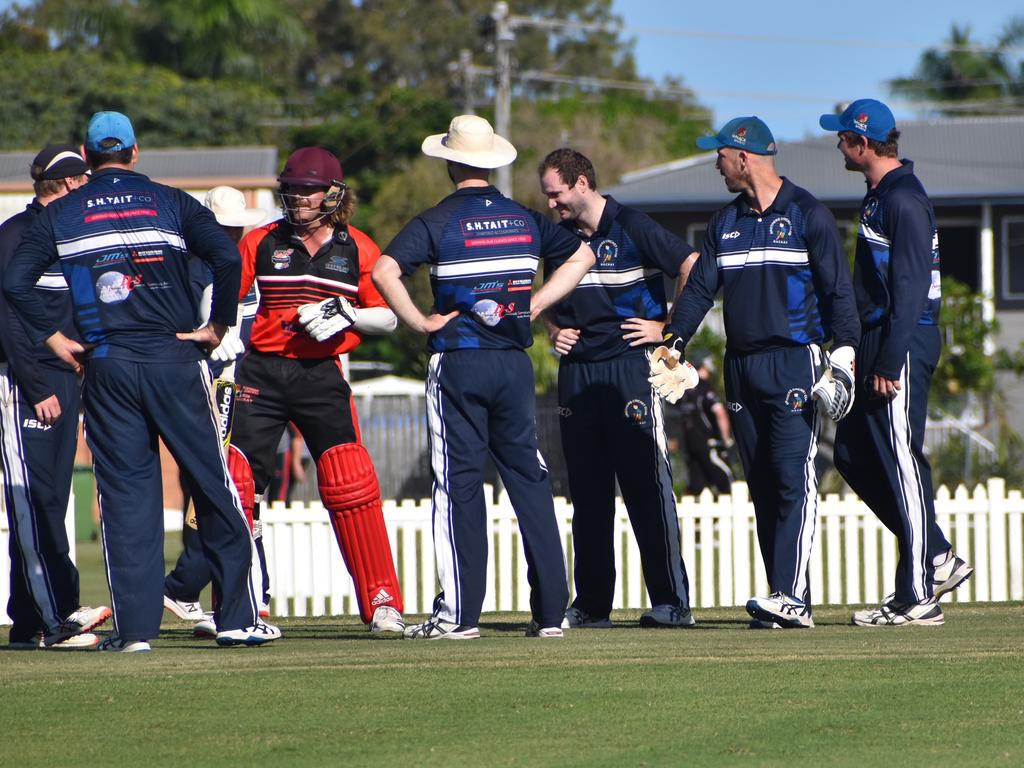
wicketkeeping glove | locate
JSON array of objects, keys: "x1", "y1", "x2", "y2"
[
  {"x1": 297, "y1": 296, "x2": 357, "y2": 342},
  {"x1": 811, "y1": 345, "x2": 856, "y2": 421},
  {"x1": 210, "y1": 326, "x2": 244, "y2": 363},
  {"x1": 648, "y1": 345, "x2": 699, "y2": 404}
]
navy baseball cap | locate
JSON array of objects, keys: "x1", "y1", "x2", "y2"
[
  {"x1": 31, "y1": 144, "x2": 89, "y2": 180},
  {"x1": 696, "y1": 116, "x2": 777, "y2": 155},
  {"x1": 819, "y1": 99, "x2": 896, "y2": 142},
  {"x1": 86, "y1": 111, "x2": 136, "y2": 153}
]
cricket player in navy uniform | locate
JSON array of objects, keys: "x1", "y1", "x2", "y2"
[
  {"x1": 4, "y1": 111, "x2": 278, "y2": 651},
  {"x1": 820, "y1": 99, "x2": 973, "y2": 626},
  {"x1": 226, "y1": 147, "x2": 407, "y2": 634},
  {"x1": 537, "y1": 148, "x2": 698, "y2": 628},
  {"x1": 373, "y1": 115, "x2": 595, "y2": 639},
  {"x1": 163, "y1": 186, "x2": 265, "y2": 636},
  {"x1": 650, "y1": 116, "x2": 860, "y2": 629},
  {"x1": 0, "y1": 144, "x2": 112, "y2": 649}
]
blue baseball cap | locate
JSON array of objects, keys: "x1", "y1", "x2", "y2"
[
  {"x1": 85, "y1": 111, "x2": 136, "y2": 153},
  {"x1": 696, "y1": 116, "x2": 777, "y2": 155},
  {"x1": 819, "y1": 99, "x2": 896, "y2": 142}
]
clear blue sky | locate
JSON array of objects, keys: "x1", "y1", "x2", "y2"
[{"x1": 611, "y1": 0, "x2": 1021, "y2": 141}]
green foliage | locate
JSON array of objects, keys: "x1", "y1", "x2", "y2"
[
  {"x1": 890, "y1": 18, "x2": 1024, "y2": 114},
  {"x1": 0, "y1": 49, "x2": 274, "y2": 149},
  {"x1": 933, "y1": 277, "x2": 998, "y2": 412}
]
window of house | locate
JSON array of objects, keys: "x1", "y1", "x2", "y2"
[{"x1": 1001, "y1": 217, "x2": 1024, "y2": 301}]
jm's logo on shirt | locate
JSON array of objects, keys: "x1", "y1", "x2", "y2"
[
  {"x1": 461, "y1": 215, "x2": 533, "y2": 248},
  {"x1": 472, "y1": 280, "x2": 505, "y2": 294}
]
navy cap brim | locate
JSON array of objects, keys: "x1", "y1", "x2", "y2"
[
  {"x1": 696, "y1": 135, "x2": 724, "y2": 151},
  {"x1": 819, "y1": 114, "x2": 844, "y2": 132}
]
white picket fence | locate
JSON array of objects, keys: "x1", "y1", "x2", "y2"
[
  {"x1": 2, "y1": 479, "x2": 1022, "y2": 623},
  {"x1": 259, "y1": 479, "x2": 1024, "y2": 617}
]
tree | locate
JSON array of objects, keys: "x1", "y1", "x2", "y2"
[{"x1": 890, "y1": 18, "x2": 1024, "y2": 115}]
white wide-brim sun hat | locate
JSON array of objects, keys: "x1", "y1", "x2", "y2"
[
  {"x1": 204, "y1": 185, "x2": 268, "y2": 228},
  {"x1": 421, "y1": 114, "x2": 517, "y2": 169}
]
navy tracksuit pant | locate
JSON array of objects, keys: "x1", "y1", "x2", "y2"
[
  {"x1": 426, "y1": 349, "x2": 568, "y2": 628},
  {"x1": 1, "y1": 365, "x2": 81, "y2": 640},
  {"x1": 84, "y1": 358, "x2": 258, "y2": 641},
  {"x1": 834, "y1": 324, "x2": 948, "y2": 603},
  {"x1": 725, "y1": 345, "x2": 820, "y2": 606},
  {"x1": 558, "y1": 351, "x2": 690, "y2": 618}
]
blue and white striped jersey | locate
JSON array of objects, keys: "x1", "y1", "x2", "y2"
[
  {"x1": 0, "y1": 201, "x2": 80, "y2": 404},
  {"x1": 385, "y1": 185, "x2": 580, "y2": 352},
  {"x1": 853, "y1": 160, "x2": 941, "y2": 379},
  {"x1": 666, "y1": 178, "x2": 859, "y2": 355},
  {"x1": 4, "y1": 168, "x2": 240, "y2": 363},
  {"x1": 546, "y1": 195, "x2": 693, "y2": 362}
]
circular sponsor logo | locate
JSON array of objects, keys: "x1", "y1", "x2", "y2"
[
  {"x1": 785, "y1": 388, "x2": 808, "y2": 412},
  {"x1": 770, "y1": 217, "x2": 792, "y2": 243},
  {"x1": 624, "y1": 398, "x2": 649, "y2": 424},
  {"x1": 96, "y1": 271, "x2": 130, "y2": 304},
  {"x1": 471, "y1": 298, "x2": 504, "y2": 327}
]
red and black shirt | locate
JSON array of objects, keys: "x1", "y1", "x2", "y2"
[{"x1": 239, "y1": 220, "x2": 387, "y2": 358}]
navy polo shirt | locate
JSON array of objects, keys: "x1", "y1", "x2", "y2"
[
  {"x1": 547, "y1": 195, "x2": 694, "y2": 362},
  {"x1": 666, "y1": 177, "x2": 860, "y2": 355},
  {"x1": 384, "y1": 185, "x2": 580, "y2": 352}
]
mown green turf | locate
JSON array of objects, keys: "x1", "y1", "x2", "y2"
[{"x1": 3, "y1": 542, "x2": 1022, "y2": 767}]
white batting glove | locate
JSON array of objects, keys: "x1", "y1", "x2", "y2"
[
  {"x1": 648, "y1": 345, "x2": 699, "y2": 404},
  {"x1": 297, "y1": 296, "x2": 358, "y2": 342},
  {"x1": 811, "y1": 344, "x2": 856, "y2": 421},
  {"x1": 209, "y1": 326, "x2": 245, "y2": 363}
]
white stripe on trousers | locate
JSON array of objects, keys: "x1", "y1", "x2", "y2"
[
  {"x1": 425, "y1": 353, "x2": 460, "y2": 622},
  {"x1": 0, "y1": 369, "x2": 63, "y2": 630},
  {"x1": 794, "y1": 346, "x2": 821, "y2": 601},
  {"x1": 887, "y1": 354, "x2": 929, "y2": 600},
  {"x1": 649, "y1": 376, "x2": 689, "y2": 605}
]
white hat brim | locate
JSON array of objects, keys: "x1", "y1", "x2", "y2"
[
  {"x1": 421, "y1": 133, "x2": 517, "y2": 169},
  {"x1": 214, "y1": 208, "x2": 268, "y2": 228}
]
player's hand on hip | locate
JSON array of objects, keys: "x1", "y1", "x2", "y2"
[
  {"x1": 210, "y1": 326, "x2": 245, "y2": 363},
  {"x1": 870, "y1": 374, "x2": 900, "y2": 399},
  {"x1": 549, "y1": 326, "x2": 580, "y2": 355},
  {"x1": 33, "y1": 394, "x2": 61, "y2": 426},
  {"x1": 297, "y1": 296, "x2": 357, "y2": 342},
  {"x1": 177, "y1": 322, "x2": 228, "y2": 354},
  {"x1": 418, "y1": 310, "x2": 460, "y2": 334},
  {"x1": 621, "y1": 317, "x2": 665, "y2": 347},
  {"x1": 44, "y1": 331, "x2": 93, "y2": 376}
]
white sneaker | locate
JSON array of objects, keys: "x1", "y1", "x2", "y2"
[
  {"x1": 193, "y1": 612, "x2": 217, "y2": 638},
  {"x1": 216, "y1": 621, "x2": 282, "y2": 647},
  {"x1": 47, "y1": 633, "x2": 101, "y2": 650},
  {"x1": 561, "y1": 606, "x2": 613, "y2": 629},
  {"x1": 43, "y1": 606, "x2": 112, "y2": 647},
  {"x1": 526, "y1": 621, "x2": 563, "y2": 638},
  {"x1": 748, "y1": 619, "x2": 781, "y2": 630},
  {"x1": 370, "y1": 606, "x2": 406, "y2": 633},
  {"x1": 852, "y1": 598, "x2": 944, "y2": 627},
  {"x1": 163, "y1": 595, "x2": 204, "y2": 621},
  {"x1": 639, "y1": 604, "x2": 696, "y2": 628},
  {"x1": 259, "y1": 602, "x2": 271, "y2": 618},
  {"x1": 403, "y1": 616, "x2": 480, "y2": 640},
  {"x1": 932, "y1": 550, "x2": 973, "y2": 599},
  {"x1": 745, "y1": 593, "x2": 814, "y2": 628},
  {"x1": 97, "y1": 635, "x2": 152, "y2": 653}
]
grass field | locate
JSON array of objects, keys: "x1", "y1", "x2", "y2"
[{"x1": 2, "y1": 540, "x2": 1022, "y2": 767}]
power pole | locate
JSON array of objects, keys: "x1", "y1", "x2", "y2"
[{"x1": 492, "y1": 1, "x2": 514, "y2": 196}]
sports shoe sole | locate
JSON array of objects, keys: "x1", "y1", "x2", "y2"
[
  {"x1": 746, "y1": 603, "x2": 814, "y2": 629},
  {"x1": 638, "y1": 615, "x2": 696, "y2": 628}
]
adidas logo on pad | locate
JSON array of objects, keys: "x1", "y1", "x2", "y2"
[{"x1": 371, "y1": 589, "x2": 394, "y2": 606}]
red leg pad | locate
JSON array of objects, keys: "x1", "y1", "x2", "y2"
[
  {"x1": 317, "y1": 443, "x2": 403, "y2": 622},
  {"x1": 227, "y1": 445, "x2": 255, "y2": 532}
]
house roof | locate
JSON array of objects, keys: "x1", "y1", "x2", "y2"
[
  {"x1": 607, "y1": 115, "x2": 1024, "y2": 211},
  {"x1": 0, "y1": 146, "x2": 279, "y2": 192}
]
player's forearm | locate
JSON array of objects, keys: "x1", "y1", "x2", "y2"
[
  {"x1": 372, "y1": 255, "x2": 432, "y2": 334},
  {"x1": 531, "y1": 243, "x2": 595, "y2": 319}
]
